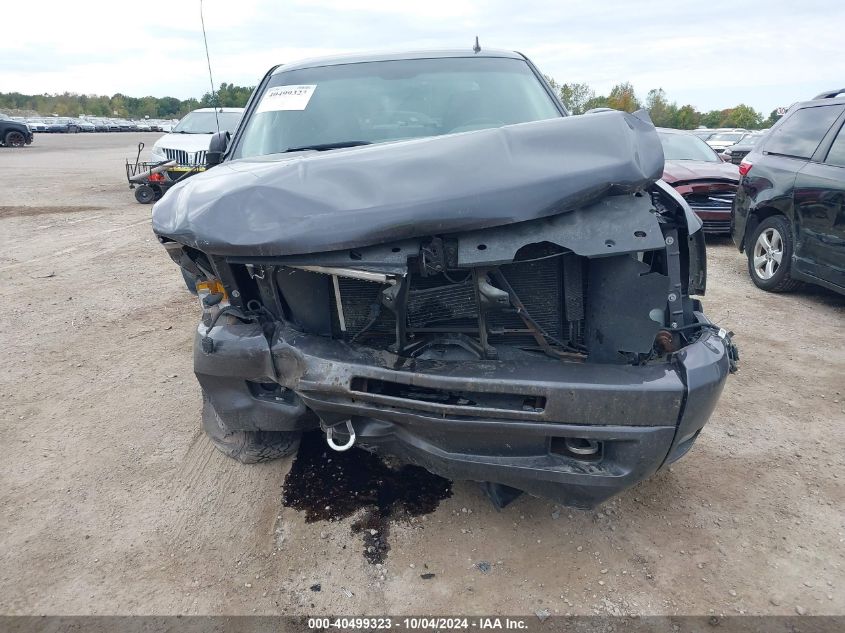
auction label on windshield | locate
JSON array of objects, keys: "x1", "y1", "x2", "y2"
[{"x1": 257, "y1": 85, "x2": 317, "y2": 112}]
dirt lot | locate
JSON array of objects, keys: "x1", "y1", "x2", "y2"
[{"x1": 0, "y1": 133, "x2": 843, "y2": 617}]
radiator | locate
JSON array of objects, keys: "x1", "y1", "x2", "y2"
[{"x1": 331, "y1": 254, "x2": 585, "y2": 350}]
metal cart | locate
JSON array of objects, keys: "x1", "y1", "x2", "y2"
[{"x1": 125, "y1": 142, "x2": 177, "y2": 204}]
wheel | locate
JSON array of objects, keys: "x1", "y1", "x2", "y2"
[
  {"x1": 4, "y1": 130, "x2": 26, "y2": 147},
  {"x1": 201, "y1": 391, "x2": 300, "y2": 463},
  {"x1": 746, "y1": 215, "x2": 801, "y2": 292},
  {"x1": 133, "y1": 184, "x2": 156, "y2": 204}
]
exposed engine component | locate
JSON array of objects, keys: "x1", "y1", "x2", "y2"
[{"x1": 322, "y1": 243, "x2": 585, "y2": 360}]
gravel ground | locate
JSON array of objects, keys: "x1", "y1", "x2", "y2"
[{"x1": 0, "y1": 133, "x2": 843, "y2": 617}]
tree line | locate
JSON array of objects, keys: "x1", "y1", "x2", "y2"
[
  {"x1": 3, "y1": 79, "x2": 778, "y2": 129},
  {"x1": 0, "y1": 83, "x2": 255, "y2": 119},
  {"x1": 545, "y1": 78, "x2": 779, "y2": 129}
]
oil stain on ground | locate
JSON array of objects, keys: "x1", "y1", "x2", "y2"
[{"x1": 282, "y1": 431, "x2": 452, "y2": 564}]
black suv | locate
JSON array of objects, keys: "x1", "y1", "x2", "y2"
[
  {"x1": 732, "y1": 89, "x2": 845, "y2": 295},
  {"x1": 0, "y1": 115, "x2": 34, "y2": 147}
]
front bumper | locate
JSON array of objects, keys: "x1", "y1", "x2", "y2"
[{"x1": 194, "y1": 314, "x2": 730, "y2": 508}]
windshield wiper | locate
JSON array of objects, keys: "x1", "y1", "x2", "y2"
[{"x1": 283, "y1": 141, "x2": 372, "y2": 153}]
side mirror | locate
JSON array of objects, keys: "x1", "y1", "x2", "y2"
[{"x1": 206, "y1": 131, "x2": 230, "y2": 168}]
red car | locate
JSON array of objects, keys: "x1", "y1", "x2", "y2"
[{"x1": 658, "y1": 127, "x2": 740, "y2": 234}]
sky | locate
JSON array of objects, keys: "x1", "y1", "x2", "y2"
[{"x1": 2, "y1": 0, "x2": 843, "y2": 115}]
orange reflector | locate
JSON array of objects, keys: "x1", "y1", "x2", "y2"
[{"x1": 196, "y1": 278, "x2": 227, "y2": 300}]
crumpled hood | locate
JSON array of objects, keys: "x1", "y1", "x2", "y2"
[
  {"x1": 662, "y1": 160, "x2": 739, "y2": 184},
  {"x1": 152, "y1": 110, "x2": 664, "y2": 257}
]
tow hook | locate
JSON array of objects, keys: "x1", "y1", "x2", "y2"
[
  {"x1": 717, "y1": 327, "x2": 740, "y2": 373},
  {"x1": 325, "y1": 419, "x2": 356, "y2": 452}
]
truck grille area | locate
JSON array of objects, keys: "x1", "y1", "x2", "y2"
[
  {"x1": 329, "y1": 252, "x2": 585, "y2": 353},
  {"x1": 683, "y1": 189, "x2": 735, "y2": 211},
  {"x1": 701, "y1": 219, "x2": 732, "y2": 233},
  {"x1": 349, "y1": 376, "x2": 547, "y2": 412},
  {"x1": 406, "y1": 279, "x2": 477, "y2": 328},
  {"x1": 489, "y1": 255, "x2": 568, "y2": 344},
  {"x1": 162, "y1": 148, "x2": 207, "y2": 166},
  {"x1": 334, "y1": 277, "x2": 396, "y2": 342}
]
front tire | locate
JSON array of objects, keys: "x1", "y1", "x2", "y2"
[
  {"x1": 202, "y1": 391, "x2": 300, "y2": 463},
  {"x1": 747, "y1": 215, "x2": 801, "y2": 292}
]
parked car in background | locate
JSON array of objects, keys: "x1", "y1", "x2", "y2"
[
  {"x1": 0, "y1": 114, "x2": 34, "y2": 147},
  {"x1": 691, "y1": 129, "x2": 716, "y2": 141},
  {"x1": 43, "y1": 118, "x2": 68, "y2": 133},
  {"x1": 150, "y1": 107, "x2": 243, "y2": 167},
  {"x1": 721, "y1": 131, "x2": 767, "y2": 164},
  {"x1": 705, "y1": 129, "x2": 748, "y2": 152},
  {"x1": 26, "y1": 118, "x2": 47, "y2": 132},
  {"x1": 73, "y1": 118, "x2": 96, "y2": 133},
  {"x1": 658, "y1": 128, "x2": 739, "y2": 234},
  {"x1": 57, "y1": 117, "x2": 82, "y2": 133},
  {"x1": 84, "y1": 117, "x2": 107, "y2": 132},
  {"x1": 54, "y1": 117, "x2": 87, "y2": 133},
  {"x1": 732, "y1": 89, "x2": 845, "y2": 295}
]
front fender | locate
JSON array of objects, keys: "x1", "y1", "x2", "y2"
[
  {"x1": 652, "y1": 179, "x2": 707, "y2": 295},
  {"x1": 653, "y1": 179, "x2": 703, "y2": 235}
]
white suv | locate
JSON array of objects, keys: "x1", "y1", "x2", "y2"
[
  {"x1": 705, "y1": 128, "x2": 749, "y2": 152},
  {"x1": 151, "y1": 107, "x2": 244, "y2": 167}
]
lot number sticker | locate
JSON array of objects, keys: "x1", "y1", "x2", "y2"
[{"x1": 257, "y1": 85, "x2": 317, "y2": 112}]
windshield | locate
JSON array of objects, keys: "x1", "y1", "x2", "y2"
[
  {"x1": 659, "y1": 131, "x2": 720, "y2": 162},
  {"x1": 234, "y1": 56, "x2": 561, "y2": 159},
  {"x1": 172, "y1": 111, "x2": 242, "y2": 134},
  {"x1": 709, "y1": 132, "x2": 744, "y2": 142}
]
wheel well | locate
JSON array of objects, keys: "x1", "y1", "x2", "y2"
[{"x1": 743, "y1": 206, "x2": 784, "y2": 251}]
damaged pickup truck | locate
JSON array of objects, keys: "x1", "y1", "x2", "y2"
[{"x1": 152, "y1": 49, "x2": 737, "y2": 508}]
